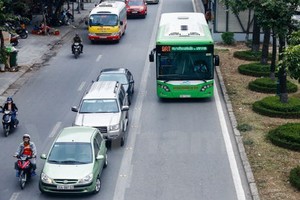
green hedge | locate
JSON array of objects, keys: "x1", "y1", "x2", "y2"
[
  {"x1": 290, "y1": 166, "x2": 300, "y2": 190},
  {"x1": 234, "y1": 50, "x2": 262, "y2": 61},
  {"x1": 267, "y1": 123, "x2": 300, "y2": 151},
  {"x1": 252, "y1": 96, "x2": 300, "y2": 118},
  {"x1": 238, "y1": 63, "x2": 273, "y2": 77},
  {"x1": 248, "y1": 78, "x2": 298, "y2": 93}
]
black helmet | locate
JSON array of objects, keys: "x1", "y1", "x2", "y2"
[{"x1": 7, "y1": 96, "x2": 13, "y2": 103}]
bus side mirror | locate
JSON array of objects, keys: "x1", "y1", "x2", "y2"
[
  {"x1": 149, "y1": 48, "x2": 156, "y2": 62},
  {"x1": 214, "y1": 55, "x2": 220, "y2": 66},
  {"x1": 120, "y1": 21, "x2": 123, "y2": 25},
  {"x1": 149, "y1": 53, "x2": 154, "y2": 62},
  {"x1": 85, "y1": 20, "x2": 88, "y2": 25}
]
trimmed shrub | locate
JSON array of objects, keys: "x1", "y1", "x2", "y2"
[
  {"x1": 290, "y1": 166, "x2": 300, "y2": 190},
  {"x1": 252, "y1": 96, "x2": 300, "y2": 118},
  {"x1": 248, "y1": 78, "x2": 298, "y2": 93},
  {"x1": 238, "y1": 62, "x2": 272, "y2": 77},
  {"x1": 221, "y1": 32, "x2": 235, "y2": 45},
  {"x1": 234, "y1": 50, "x2": 262, "y2": 61},
  {"x1": 267, "y1": 123, "x2": 300, "y2": 151}
]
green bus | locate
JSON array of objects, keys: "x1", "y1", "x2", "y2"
[{"x1": 149, "y1": 12, "x2": 219, "y2": 98}]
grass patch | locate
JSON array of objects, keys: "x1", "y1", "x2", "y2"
[{"x1": 237, "y1": 123, "x2": 253, "y2": 132}]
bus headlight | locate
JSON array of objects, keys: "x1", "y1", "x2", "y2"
[
  {"x1": 200, "y1": 84, "x2": 213, "y2": 92},
  {"x1": 158, "y1": 84, "x2": 170, "y2": 92}
]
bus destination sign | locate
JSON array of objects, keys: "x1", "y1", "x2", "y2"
[{"x1": 158, "y1": 45, "x2": 209, "y2": 53}]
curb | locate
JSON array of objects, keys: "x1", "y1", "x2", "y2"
[{"x1": 215, "y1": 60, "x2": 260, "y2": 200}]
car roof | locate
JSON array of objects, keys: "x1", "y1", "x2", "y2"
[
  {"x1": 84, "y1": 81, "x2": 123, "y2": 99},
  {"x1": 100, "y1": 68, "x2": 128, "y2": 74},
  {"x1": 55, "y1": 126, "x2": 97, "y2": 143}
]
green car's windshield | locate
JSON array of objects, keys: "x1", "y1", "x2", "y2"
[
  {"x1": 79, "y1": 99, "x2": 119, "y2": 113},
  {"x1": 48, "y1": 142, "x2": 93, "y2": 164}
]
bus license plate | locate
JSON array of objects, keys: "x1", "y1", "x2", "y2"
[
  {"x1": 180, "y1": 95, "x2": 191, "y2": 98},
  {"x1": 57, "y1": 185, "x2": 74, "y2": 190}
]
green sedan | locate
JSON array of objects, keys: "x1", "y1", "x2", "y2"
[{"x1": 39, "y1": 126, "x2": 108, "y2": 194}]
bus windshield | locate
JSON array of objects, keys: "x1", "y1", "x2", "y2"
[
  {"x1": 89, "y1": 14, "x2": 118, "y2": 26},
  {"x1": 157, "y1": 52, "x2": 213, "y2": 80}
]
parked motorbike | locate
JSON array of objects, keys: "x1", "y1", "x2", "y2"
[
  {"x1": 2, "y1": 110, "x2": 19, "y2": 137},
  {"x1": 15, "y1": 155, "x2": 33, "y2": 189},
  {"x1": 15, "y1": 24, "x2": 28, "y2": 39},
  {"x1": 72, "y1": 42, "x2": 81, "y2": 59},
  {"x1": 10, "y1": 34, "x2": 19, "y2": 46}
]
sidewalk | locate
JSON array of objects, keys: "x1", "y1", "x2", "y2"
[{"x1": 0, "y1": 1, "x2": 96, "y2": 99}]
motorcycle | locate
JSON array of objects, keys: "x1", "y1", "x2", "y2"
[
  {"x1": 72, "y1": 42, "x2": 81, "y2": 59},
  {"x1": 2, "y1": 110, "x2": 19, "y2": 137},
  {"x1": 15, "y1": 155, "x2": 34, "y2": 189},
  {"x1": 15, "y1": 24, "x2": 28, "y2": 39},
  {"x1": 59, "y1": 9, "x2": 74, "y2": 26}
]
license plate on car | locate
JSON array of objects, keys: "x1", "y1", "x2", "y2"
[
  {"x1": 180, "y1": 95, "x2": 191, "y2": 98},
  {"x1": 57, "y1": 185, "x2": 74, "y2": 190},
  {"x1": 132, "y1": 11, "x2": 138, "y2": 13}
]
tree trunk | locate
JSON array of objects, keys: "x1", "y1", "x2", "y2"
[
  {"x1": 252, "y1": 14, "x2": 260, "y2": 52},
  {"x1": 278, "y1": 34, "x2": 288, "y2": 103},
  {"x1": 0, "y1": 30, "x2": 4, "y2": 49},
  {"x1": 270, "y1": 29, "x2": 277, "y2": 81},
  {"x1": 261, "y1": 27, "x2": 270, "y2": 65},
  {"x1": 245, "y1": 9, "x2": 252, "y2": 42}
]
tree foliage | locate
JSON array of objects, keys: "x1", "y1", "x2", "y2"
[{"x1": 282, "y1": 44, "x2": 300, "y2": 83}]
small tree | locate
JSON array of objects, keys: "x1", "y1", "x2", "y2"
[{"x1": 282, "y1": 44, "x2": 300, "y2": 83}]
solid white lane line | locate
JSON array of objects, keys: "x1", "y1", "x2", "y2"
[
  {"x1": 215, "y1": 86, "x2": 246, "y2": 200},
  {"x1": 78, "y1": 81, "x2": 86, "y2": 91},
  {"x1": 9, "y1": 193, "x2": 19, "y2": 200},
  {"x1": 112, "y1": 1, "x2": 163, "y2": 200},
  {"x1": 49, "y1": 122, "x2": 62, "y2": 138},
  {"x1": 96, "y1": 54, "x2": 102, "y2": 62}
]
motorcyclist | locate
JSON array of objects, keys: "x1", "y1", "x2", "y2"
[
  {"x1": 14, "y1": 134, "x2": 37, "y2": 177},
  {"x1": 2, "y1": 97, "x2": 18, "y2": 127},
  {"x1": 72, "y1": 33, "x2": 83, "y2": 53}
]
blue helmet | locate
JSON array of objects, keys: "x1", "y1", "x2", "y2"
[{"x1": 7, "y1": 97, "x2": 13, "y2": 102}]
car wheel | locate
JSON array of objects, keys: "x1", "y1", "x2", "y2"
[
  {"x1": 128, "y1": 95, "x2": 132, "y2": 106},
  {"x1": 104, "y1": 154, "x2": 108, "y2": 168},
  {"x1": 106, "y1": 140, "x2": 112, "y2": 149},
  {"x1": 39, "y1": 184, "x2": 45, "y2": 194},
  {"x1": 94, "y1": 176, "x2": 101, "y2": 193},
  {"x1": 120, "y1": 135, "x2": 125, "y2": 147}
]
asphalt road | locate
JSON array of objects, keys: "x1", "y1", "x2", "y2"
[{"x1": 0, "y1": 0, "x2": 252, "y2": 200}]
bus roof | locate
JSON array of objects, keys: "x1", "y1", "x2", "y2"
[
  {"x1": 156, "y1": 12, "x2": 213, "y2": 45},
  {"x1": 90, "y1": 1, "x2": 126, "y2": 16}
]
